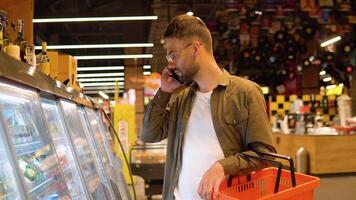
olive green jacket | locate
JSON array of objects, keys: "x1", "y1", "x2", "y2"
[{"x1": 141, "y1": 69, "x2": 276, "y2": 199}]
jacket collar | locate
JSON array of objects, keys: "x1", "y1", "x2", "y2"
[{"x1": 190, "y1": 68, "x2": 231, "y2": 91}]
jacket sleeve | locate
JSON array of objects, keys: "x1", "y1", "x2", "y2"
[
  {"x1": 141, "y1": 89, "x2": 172, "y2": 143},
  {"x1": 218, "y1": 83, "x2": 276, "y2": 175}
]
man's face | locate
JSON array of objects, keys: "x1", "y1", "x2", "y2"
[{"x1": 165, "y1": 37, "x2": 200, "y2": 82}]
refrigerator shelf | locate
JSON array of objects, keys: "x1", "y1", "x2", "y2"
[
  {"x1": 15, "y1": 141, "x2": 42, "y2": 157},
  {"x1": 28, "y1": 176, "x2": 54, "y2": 194}
]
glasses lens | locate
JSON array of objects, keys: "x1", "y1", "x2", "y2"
[{"x1": 166, "y1": 55, "x2": 172, "y2": 63}]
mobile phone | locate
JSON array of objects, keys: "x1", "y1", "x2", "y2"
[{"x1": 170, "y1": 70, "x2": 185, "y2": 84}]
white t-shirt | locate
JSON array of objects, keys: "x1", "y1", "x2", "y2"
[{"x1": 174, "y1": 91, "x2": 225, "y2": 200}]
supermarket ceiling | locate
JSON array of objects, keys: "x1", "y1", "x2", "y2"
[{"x1": 33, "y1": 0, "x2": 155, "y2": 97}]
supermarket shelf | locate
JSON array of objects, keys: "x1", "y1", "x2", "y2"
[
  {"x1": 15, "y1": 141, "x2": 42, "y2": 157},
  {"x1": 29, "y1": 176, "x2": 54, "y2": 193}
]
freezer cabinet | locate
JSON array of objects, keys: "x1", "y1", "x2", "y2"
[
  {"x1": 59, "y1": 100, "x2": 108, "y2": 200},
  {"x1": 0, "y1": 81, "x2": 71, "y2": 199},
  {"x1": 41, "y1": 99, "x2": 88, "y2": 200}
]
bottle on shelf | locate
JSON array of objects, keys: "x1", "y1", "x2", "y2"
[
  {"x1": 37, "y1": 42, "x2": 51, "y2": 75},
  {"x1": 0, "y1": 14, "x2": 9, "y2": 52},
  {"x1": 0, "y1": 20, "x2": 3, "y2": 52},
  {"x1": 14, "y1": 19, "x2": 28, "y2": 62}
]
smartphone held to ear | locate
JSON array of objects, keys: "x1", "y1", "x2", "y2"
[{"x1": 170, "y1": 70, "x2": 185, "y2": 84}]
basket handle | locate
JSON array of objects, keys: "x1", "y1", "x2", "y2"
[{"x1": 239, "y1": 151, "x2": 297, "y2": 193}]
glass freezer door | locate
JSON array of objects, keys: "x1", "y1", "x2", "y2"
[
  {"x1": 40, "y1": 99, "x2": 88, "y2": 200},
  {"x1": 97, "y1": 111, "x2": 132, "y2": 200},
  {"x1": 0, "y1": 82, "x2": 71, "y2": 200},
  {"x1": 84, "y1": 108, "x2": 114, "y2": 181},
  {"x1": 77, "y1": 107, "x2": 115, "y2": 200},
  {"x1": 59, "y1": 100, "x2": 107, "y2": 200},
  {"x1": 0, "y1": 122, "x2": 23, "y2": 200}
]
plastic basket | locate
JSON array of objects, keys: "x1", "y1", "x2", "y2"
[{"x1": 218, "y1": 167, "x2": 320, "y2": 200}]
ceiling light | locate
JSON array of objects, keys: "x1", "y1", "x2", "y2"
[
  {"x1": 323, "y1": 77, "x2": 332, "y2": 82},
  {"x1": 33, "y1": 16, "x2": 158, "y2": 23},
  {"x1": 35, "y1": 43, "x2": 154, "y2": 50},
  {"x1": 75, "y1": 54, "x2": 153, "y2": 60},
  {"x1": 99, "y1": 91, "x2": 109, "y2": 99},
  {"x1": 143, "y1": 65, "x2": 151, "y2": 69},
  {"x1": 78, "y1": 77, "x2": 125, "y2": 82},
  {"x1": 81, "y1": 82, "x2": 124, "y2": 87},
  {"x1": 186, "y1": 11, "x2": 194, "y2": 16},
  {"x1": 319, "y1": 70, "x2": 326, "y2": 76},
  {"x1": 84, "y1": 86, "x2": 124, "y2": 90},
  {"x1": 320, "y1": 36, "x2": 341, "y2": 47},
  {"x1": 77, "y1": 72, "x2": 124, "y2": 78},
  {"x1": 77, "y1": 66, "x2": 124, "y2": 71},
  {"x1": 143, "y1": 71, "x2": 151, "y2": 75},
  {"x1": 84, "y1": 90, "x2": 124, "y2": 94}
]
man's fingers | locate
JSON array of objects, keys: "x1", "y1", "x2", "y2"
[
  {"x1": 213, "y1": 182, "x2": 220, "y2": 200},
  {"x1": 198, "y1": 181, "x2": 204, "y2": 199}
]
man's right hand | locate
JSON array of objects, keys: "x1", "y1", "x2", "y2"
[{"x1": 160, "y1": 65, "x2": 184, "y2": 93}]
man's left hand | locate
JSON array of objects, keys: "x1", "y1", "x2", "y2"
[{"x1": 198, "y1": 162, "x2": 225, "y2": 200}]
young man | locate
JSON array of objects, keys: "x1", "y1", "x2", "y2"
[{"x1": 141, "y1": 15, "x2": 276, "y2": 200}]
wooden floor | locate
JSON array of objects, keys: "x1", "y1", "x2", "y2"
[{"x1": 132, "y1": 173, "x2": 356, "y2": 200}]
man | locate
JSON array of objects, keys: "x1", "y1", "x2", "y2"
[{"x1": 141, "y1": 14, "x2": 275, "y2": 200}]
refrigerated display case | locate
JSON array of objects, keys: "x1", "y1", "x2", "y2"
[
  {"x1": 77, "y1": 107, "x2": 115, "y2": 200},
  {"x1": 0, "y1": 82, "x2": 71, "y2": 200},
  {"x1": 40, "y1": 99, "x2": 88, "y2": 200},
  {"x1": 0, "y1": 119, "x2": 25, "y2": 200},
  {"x1": 59, "y1": 100, "x2": 107, "y2": 200},
  {"x1": 0, "y1": 52, "x2": 132, "y2": 200},
  {"x1": 97, "y1": 111, "x2": 131, "y2": 200},
  {"x1": 130, "y1": 141, "x2": 166, "y2": 198}
]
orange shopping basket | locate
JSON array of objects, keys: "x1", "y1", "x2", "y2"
[{"x1": 218, "y1": 151, "x2": 320, "y2": 200}]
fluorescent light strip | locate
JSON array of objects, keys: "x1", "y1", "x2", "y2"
[
  {"x1": 143, "y1": 71, "x2": 151, "y2": 75},
  {"x1": 320, "y1": 36, "x2": 342, "y2": 47},
  {"x1": 82, "y1": 82, "x2": 124, "y2": 87},
  {"x1": 78, "y1": 66, "x2": 124, "y2": 71},
  {"x1": 75, "y1": 54, "x2": 153, "y2": 60},
  {"x1": 143, "y1": 65, "x2": 151, "y2": 69},
  {"x1": 35, "y1": 43, "x2": 154, "y2": 50},
  {"x1": 33, "y1": 16, "x2": 158, "y2": 23},
  {"x1": 77, "y1": 73, "x2": 124, "y2": 78},
  {"x1": 99, "y1": 91, "x2": 109, "y2": 99},
  {"x1": 84, "y1": 90, "x2": 124, "y2": 94},
  {"x1": 84, "y1": 86, "x2": 123, "y2": 90},
  {"x1": 78, "y1": 77, "x2": 125, "y2": 82}
]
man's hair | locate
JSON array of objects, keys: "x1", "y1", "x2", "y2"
[{"x1": 164, "y1": 15, "x2": 213, "y2": 53}]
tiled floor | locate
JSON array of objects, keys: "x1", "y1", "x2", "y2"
[{"x1": 132, "y1": 173, "x2": 356, "y2": 200}]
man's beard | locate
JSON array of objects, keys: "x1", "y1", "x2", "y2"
[{"x1": 180, "y1": 61, "x2": 200, "y2": 82}]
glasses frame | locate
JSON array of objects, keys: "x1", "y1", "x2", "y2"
[{"x1": 166, "y1": 42, "x2": 193, "y2": 63}]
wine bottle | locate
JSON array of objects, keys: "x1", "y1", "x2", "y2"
[
  {"x1": 14, "y1": 19, "x2": 28, "y2": 62},
  {"x1": 0, "y1": 15, "x2": 9, "y2": 52},
  {"x1": 37, "y1": 42, "x2": 51, "y2": 75},
  {"x1": 0, "y1": 20, "x2": 3, "y2": 52}
]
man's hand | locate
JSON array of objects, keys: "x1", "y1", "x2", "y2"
[
  {"x1": 160, "y1": 65, "x2": 184, "y2": 93},
  {"x1": 198, "y1": 162, "x2": 225, "y2": 200}
]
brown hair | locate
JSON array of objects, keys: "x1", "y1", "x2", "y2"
[{"x1": 164, "y1": 15, "x2": 213, "y2": 53}]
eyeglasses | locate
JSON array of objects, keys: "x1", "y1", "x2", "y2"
[{"x1": 166, "y1": 43, "x2": 193, "y2": 63}]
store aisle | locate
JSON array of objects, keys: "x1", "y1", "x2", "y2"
[{"x1": 315, "y1": 173, "x2": 356, "y2": 200}]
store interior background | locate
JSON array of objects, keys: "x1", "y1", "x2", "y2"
[{"x1": 1, "y1": 0, "x2": 356, "y2": 199}]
